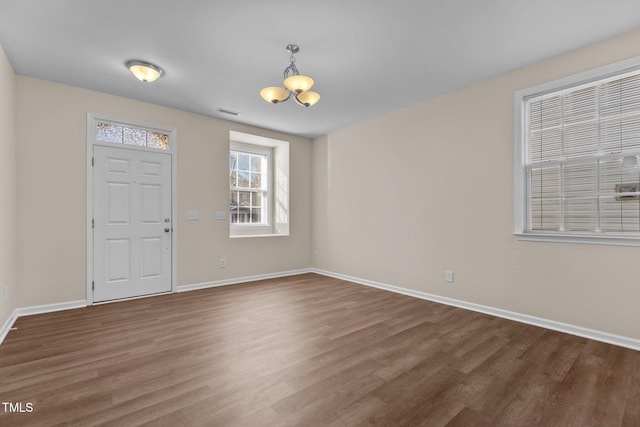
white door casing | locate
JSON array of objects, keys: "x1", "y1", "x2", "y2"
[{"x1": 93, "y1": 145, "x2": 172, "y2": 302}]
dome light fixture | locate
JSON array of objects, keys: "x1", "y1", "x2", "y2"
[
  {"x1": 260, "y1": 44, "x2": 320, "y2": 107},
  {"x1": 126, "y1": 60, "x2": 164, "y2": 83}
]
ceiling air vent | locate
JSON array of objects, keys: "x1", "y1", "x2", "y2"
[{"x1": 217, "y1": 108, "x2": 239, "y2": 116}]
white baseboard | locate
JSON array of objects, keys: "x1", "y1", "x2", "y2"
[
  {"x1": 0, "y1": 270, "x2": 312, "y2": 347},
  {"x1": 311, "y1": 268, "x2": 640, "y2": 352},
  {"x1": 0, "y1": 301, "x2": 87, "y2": 346},
  {"x1": 16, "y1": 300, "x2": 87, "y2": 317},
  {"x1": 0, "y1": 309, "x2": 19, "y2": 346},
  {"x1": 4, "y1": 269, "x2": 637, "y2": 352},
  {"x1": 177, "y1": 268, "x2": 313, "y2": 292}
]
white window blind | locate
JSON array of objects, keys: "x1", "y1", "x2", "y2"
[{"x1": 522, "y1": 66, "x2": 640, "y2": 240}]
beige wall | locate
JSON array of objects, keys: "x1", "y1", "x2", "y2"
[
  {"x1": 16, "y1": 77, "x2": 312, "y2": 307},
  {"x1": 313, "y1": 28, "x2": 640, "y2": 340},
  {"x1": 0, "y1": 44, "x2": 17, "y2": 328}
]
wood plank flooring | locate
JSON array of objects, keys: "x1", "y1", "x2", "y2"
[{"x1": 0, "y1": 273, "x2": 639, "y2": 426}]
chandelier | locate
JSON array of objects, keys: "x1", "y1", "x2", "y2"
[{"x1": 260, "y1": 44, "x2": 320, "y2": 107}]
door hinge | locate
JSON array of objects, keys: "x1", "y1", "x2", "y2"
[
  {"x1": 92, "y1": 157, "x2": 94, "y2": 167},
  {"x1": 92, "y1": 219, "x2": 94, "y2": 229},
  {"x1": 92, "y1": 281, "x2": 94, "y2": 290}
]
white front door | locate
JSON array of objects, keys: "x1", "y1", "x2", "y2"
[{"x1": 93, "y1": 146, "x2": 172, "y2": 302}]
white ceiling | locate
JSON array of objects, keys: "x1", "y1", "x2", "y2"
[{"x1": 1, "y1": 1, "x2": 639, "y2": 138}]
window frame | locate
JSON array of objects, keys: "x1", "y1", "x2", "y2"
[
  {"x1": 229, "y1": 142, "x2": 273, "y2": 232},
  {"x1": 229, "y1": 131, "x2": 290, "y2": 238},
  {"x1": 514, "y1": 56, "x2": 640, "y2": 246}
]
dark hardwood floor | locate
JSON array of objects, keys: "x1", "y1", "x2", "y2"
[{"x1": 0, "y1": 273, "x2": 638, "y2": 426}]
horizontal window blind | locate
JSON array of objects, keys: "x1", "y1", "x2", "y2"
[{"x1": 526, "y1": 68, "x2": 640, "y2": 234}]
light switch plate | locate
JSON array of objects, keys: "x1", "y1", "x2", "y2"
[
  {"x1": 186, "y1": 211, "x2": 199, "y2": 220},
  {"x1": 214, "y1": 211, "x2": 226, "y2": 220},
  {"x1": 445, "y1": 271, "x2": 454, "y2": 283}
]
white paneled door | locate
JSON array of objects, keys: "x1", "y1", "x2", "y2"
[{"x1": 93, "y1": 146, "x2": 172, "y2": 302}]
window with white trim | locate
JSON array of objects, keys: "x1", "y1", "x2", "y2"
[
  {"x1": 515, "y1": 58, "x2": 640, "y2": 245},
  {"x1": 229, "y1": 131, "x2": 290, "y2": 238},
  {"x1": 230, "y1": 145, "x2": 271, "y2": 226}
]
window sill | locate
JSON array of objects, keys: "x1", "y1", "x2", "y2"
[
  {"x1": 514, "y1": 232, "x2": 640, "y2": 247},
  {"x1": 230, "y1": 233, "x2": 289, "y2": 239}
]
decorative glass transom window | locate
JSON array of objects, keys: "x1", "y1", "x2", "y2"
[
  {"x1": 96, "y1": 121, "x2": 169, "y2": 150},
  {"x1": 515, "y1": 58, "x2": 640, "y2": 245}
]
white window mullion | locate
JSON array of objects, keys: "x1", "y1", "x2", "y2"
[
  {"x1": 596, "y1": 84, "x2": 602, "y2": 232},
  {"x1": 596, "y1": 159, "x2": 601, "y2": 232},
  {"x1": 559, "y1": 163, "x2": 565, "y2": 231},
  {"x1": 527, "y1": 165, "x2": 533, "y2": 231},
  {"x1": 559, "y1": 94, "x2": 566, "y2": 232}
]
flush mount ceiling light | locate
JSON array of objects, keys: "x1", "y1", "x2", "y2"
[
  {"x1": 260, "y1": 44, "x2": 320, "y2": 107},
  {"x1": 126, "y1": 60, "x2": 164, "y2": 83}
]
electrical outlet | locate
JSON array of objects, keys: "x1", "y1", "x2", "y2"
[
  {"x1": 219, "y1": 258, "x2": 226, "y2": 268},
  {"x1": 313, "y1": 250, "x2": 319, "y2": 258},
  {"x1": 445, "y1": 271, "x2": 454, "y2": 283},
  {"x1": 3, "y1": 286, "x2": 8, "y2": 303}
]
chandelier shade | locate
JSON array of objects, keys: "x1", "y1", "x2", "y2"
[
  {"x1": 295, "y1": 90, "x2": 321, "y2": 107},
  {"x1": 284, "y1": 75, "x2": 314, "y2": 93},
  {"x1": 260, "y1": 87, "x2": 289, "y2": 103},
  {"x1": 260, "y1": 44, "x2": 320, "y2": 107}
]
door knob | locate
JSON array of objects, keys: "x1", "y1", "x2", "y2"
[{"x1": 164, "y1": 227, "x2": 171, "y2": 232}]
